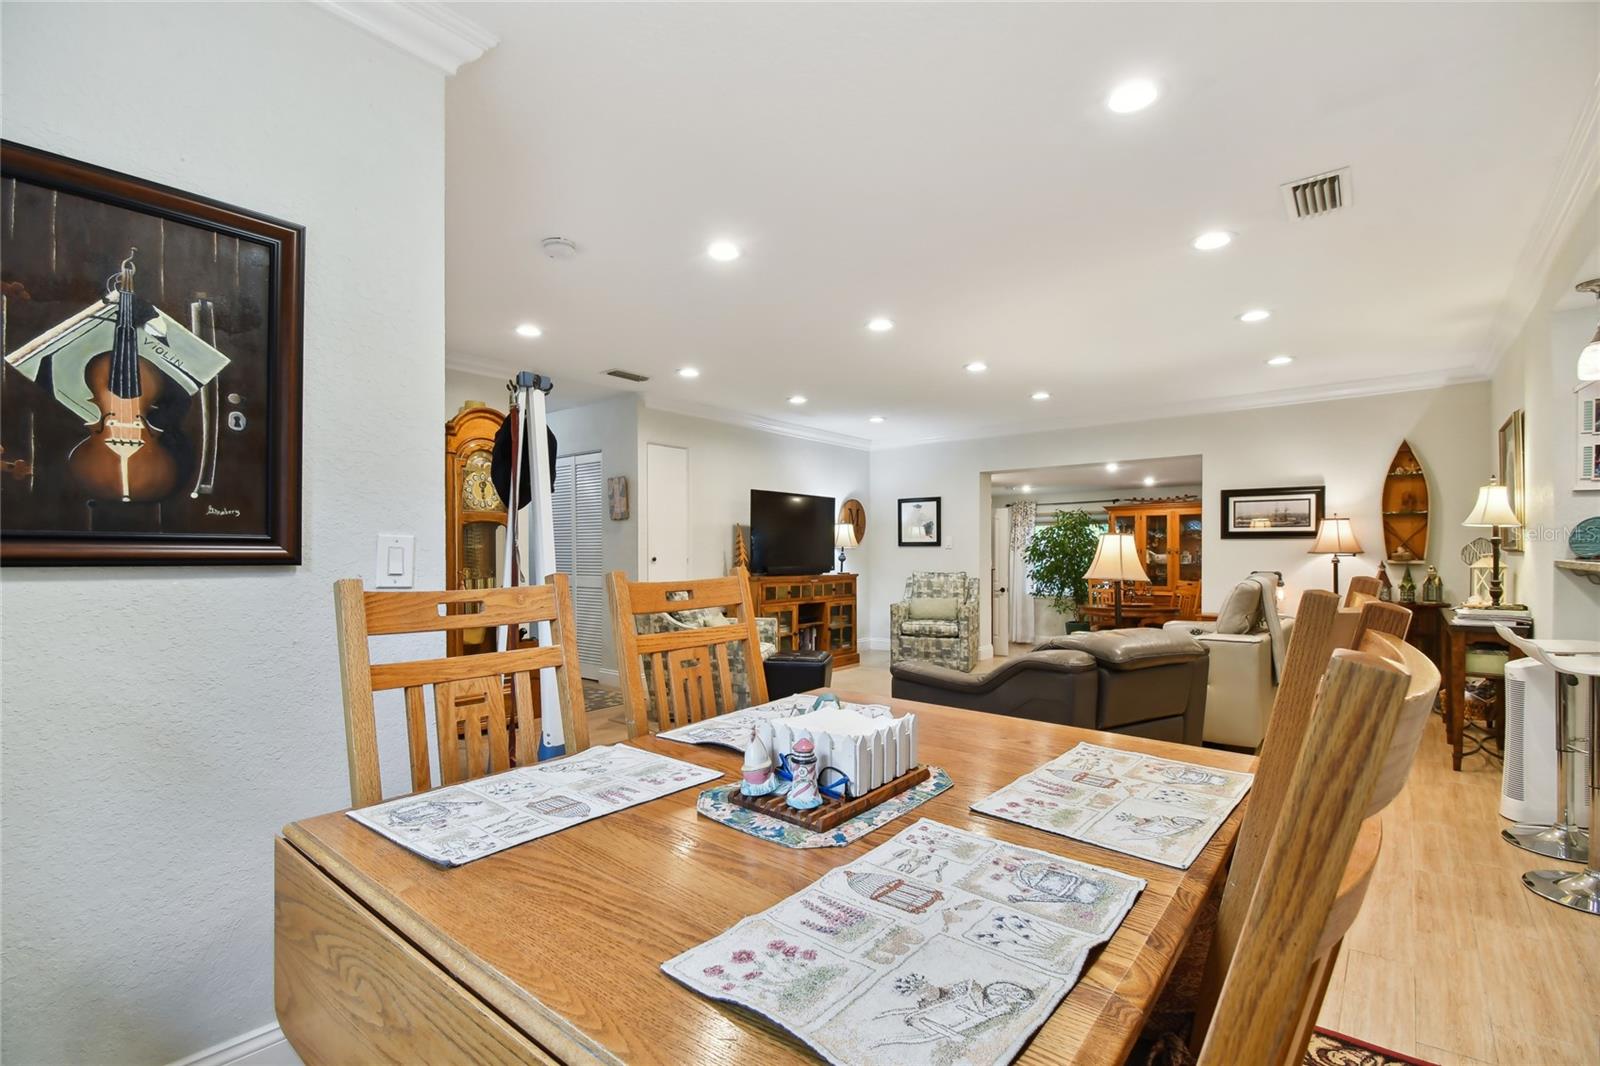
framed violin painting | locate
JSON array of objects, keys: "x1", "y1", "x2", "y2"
[{"x1": 0, "y1": 142, "x2": 303, "y2": 564}]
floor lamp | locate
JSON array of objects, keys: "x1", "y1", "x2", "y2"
[
  {"x1": 1084, "y1": 532, "x2": 1149, "y2": 628},
  {"x1": 1462, "y1": 476, "x2": 1521, "y2": 607},
  {"x1": 1309, "y1": 515, "x2": 1362, "y2": 595}
]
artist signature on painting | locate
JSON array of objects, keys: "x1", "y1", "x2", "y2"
[{"x1": 206, "y1": 505, "x2": 240, "y2": 518}]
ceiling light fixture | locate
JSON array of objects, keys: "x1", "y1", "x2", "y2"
[
  {"x1": 515, "y1": 323, "x2": 542, "y2": 338},
  {"x1": 965, "y1": 361, "x2": 988, "y2": 373},
  {"x1": 1107, "y1": 78, "x2": 1159, "y2": 114},
  {"x1": 788, "y1": 394, "x2": 807, "y2": 406},
  {"x1": 677, "y1": 366, "x2": 701, "y2": 379},
  {"x1": 1031, "y1": 390, "x2": 1050, "y2": 401},
  {"x1": 1577, "y1": 279, "x2": 1600, "y2": 381},
  {"x1": 868, "y1": 415, "x2": 885, "y2": 424},
  {"x1": 1143, "y1": 475, "x2": 1156, "y2": 487},
  {"x1": 1105, "y1": 462, "x2": 1119, "y2": 473},
  {"x1": 1238, "y1": 309, "x2": 1272, "y2": 323},
  {"x1": 707, "y1": 240, "x2": 741, "y2": 262},
  {"x1": 1266, "y1": 354, "x2": 1294, "y2": 367},
  {"x1": 867, "y1": 317, "x2": 895, "y2": 333},
  {"x1": 1192, "y1": 230, "x2": 1233, "y2": 251}
]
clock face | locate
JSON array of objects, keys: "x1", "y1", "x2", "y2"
[{"x1": 461, "y1": 452, "x2": 502, "y2": 512}]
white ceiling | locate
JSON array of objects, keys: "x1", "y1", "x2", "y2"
[
  {"x1": 991, "y1": 455, "x2": 1203, "y2": 498},
  {"x1": 444, "y1": 3, "x2": 1599, "y2": 445}
]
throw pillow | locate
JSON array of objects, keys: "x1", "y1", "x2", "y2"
[
  {"x1": 907, "y1": 596, "x2": 960, "y2": 621},
  {"x1": 1214, "y1": 580, "x2": 1263, "y2": 635}
]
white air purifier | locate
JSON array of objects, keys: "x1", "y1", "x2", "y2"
[{"x1": 1503, "y1": 659, "x2": 1591, "y2": 827}]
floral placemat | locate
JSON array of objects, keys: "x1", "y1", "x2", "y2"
[
  {"x1": 697, "y1": 767, "x2": 953, "y2": 848},
  {"x1": 971, "y1": 742, "x2": 1253, "y2": 870},
  {"x1": 663, "y1": 818, "x2": 1145, "y2": 1066},
  {"x1": 656, "y1": 693, "x2": 892, "y2": 750}
]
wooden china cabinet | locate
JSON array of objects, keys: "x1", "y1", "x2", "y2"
[{"x1": 1104, "y1": 499, "x2": 1203, "y2": 602}]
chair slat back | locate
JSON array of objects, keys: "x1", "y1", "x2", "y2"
[
  {"x1": 1353, "y1": 600, "x2": 1410, "y2": 645},
  {"x1": 608, "y1": 566, "x2": 769, "y2": 737},
  {"x1": 1196, "y1": 649, "x2": 1410, "y2": 1066},
  {"x1": 1176, "y1": 584, "x2": 1201, "y2": 620},
  {"x1": 1355, "y1": 630, "x2": 1441, "y2": 815},
  {"x1": 1343, "y1": 575, "x2": 1381, "y2": 605},
  {"x1": 334, "y1": 575, "x2": 589, "y2": 808}
]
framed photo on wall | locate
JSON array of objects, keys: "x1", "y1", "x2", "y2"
[
  {"x1": 898, "y1": 496, "x2": 941, "y2": 547},
  {"x1": 1219, "y1": 485, "x2": 1325, "y2": 538},
  {"x1": 1498, "y1": 409, "x2": 1525, "y2": 550},
  {"x1": 0, "y1": 142, "x2": 304, "y2": 564}
]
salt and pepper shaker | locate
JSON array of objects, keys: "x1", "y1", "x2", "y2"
[
  {"x1": 740, "y1": 728, "x2": 780, "y2": 797},
  {"x1": 785, "y1": 736, "x2": 824, "y2": 810}
]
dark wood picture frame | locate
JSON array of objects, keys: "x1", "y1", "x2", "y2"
[
  {"x1": 1, "y1": 142, "x2": 303, "y2": 564},
  {"x1": 1219, "y1": 485, "x2": 1325, "y2": 539},
  {"x1": 897, "y1": 496, "x2": 941, "y2": 547}
]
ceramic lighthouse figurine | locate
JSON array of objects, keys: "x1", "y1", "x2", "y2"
[
  {"x1": 785, "y1": 736, "x2": 824, "y2": 810},
  {"x1": 740, "y1": 728, "x2": 780, "y2": 797}
]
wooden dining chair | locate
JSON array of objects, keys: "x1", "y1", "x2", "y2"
[
  {"x1": 333, "y1": 575, "x2": 590, "y2": 808},
  {"x1": 1343, "y1": 574, "x2": 1381, "y2": 605},
  {"x1": 1175, "y1": 584, "x2": 1201, "y2": 621},
  {"x1": 608, "y1": 566, "x2": 769, "y2": 738}
]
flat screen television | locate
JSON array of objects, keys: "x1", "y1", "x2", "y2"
[{"x1": 750, "y1": 490, "x2": 835, "y2": 575}]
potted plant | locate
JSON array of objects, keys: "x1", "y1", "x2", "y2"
[{"x1": 1023, "y1": 509, "x2": 1100, "y2": 632}]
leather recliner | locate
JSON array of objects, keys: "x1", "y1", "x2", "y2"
[{"x1": 890, "y1": 628, "x2": 1209, "y2": 746}]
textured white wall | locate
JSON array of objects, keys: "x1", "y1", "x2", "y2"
[
  {"x1": 866, "y1": 383, "x2": 1489, "y2": 650},
  {"x1": 0, "y1": 4, "x2": 445, "y2": 1063}
]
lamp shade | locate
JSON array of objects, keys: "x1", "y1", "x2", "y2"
[
  {"x1": 1083, "y1": 532, "x2": 1149, "y2": 584},
  {"x1": 834, "y1": 522, "x2": 859, "y2": 549},
  {"x1": 1462, "y1": 480, "x2": 1520, "y2": 528},
  {"x1": 1309, "y1": 517, "x2": 1362, "y2": 555}
]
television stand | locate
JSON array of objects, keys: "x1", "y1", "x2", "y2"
[{"x1": 747, "y1": 572, "x2": 858, "y2": 668}]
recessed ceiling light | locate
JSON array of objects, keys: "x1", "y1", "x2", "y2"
[
  {"x1": 868, "y1": 415, "x2": 885, "y2": 424},
  {"x1": 1266, "y1": 354, "x2": 1294, "y2": 367},
  {"x1": 867, "y1": 317, "x2": 895, "y2": 333},
  {"x1": 1106, "y1": 78, "x2": 1159, "y2": 114},
  {"x1": 1031, "y1": 390, "x2": 1051, "y2": 401},
  {"x1": 1238, "y1": 309, "x2": 1272, "y2": 323},
  {"x1": 1105, "y1": 462, "x2": 1119, "y2": 473},
  {"x1": 1192, "y1": 230, "x2": 1233, "y2": 251},
  {"x1": 788, "y1": 394, "x2": 807, "y2": 406},
  {"x1": 707, "y1": 240, "x2": 741, "y2": 262},
  {"x1": 1143, "y1": 475, "x2": 1156, "y2": 487},
  {"x1": 515, "y1": 323, "x2": 542, "y2": 338},
  {"x1": 677, "y1": 366, "x2": 701, "y2": 378},
  {"x1": 1020, "y1": 485, "x2": 1033, "y2": 493},
  {"x1": 965, "y1": 361, "x2": 988, "y2": 373}
]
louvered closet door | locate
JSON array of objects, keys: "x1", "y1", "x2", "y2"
[{"x1": 553, "y1": 452, "x2": 607, "y2": 678}]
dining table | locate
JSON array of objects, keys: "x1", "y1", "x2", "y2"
[
  {"x1": 1078, "y1": 603, "x2": 1183, "y2": 630},
  {"x1": 275, "y1": 691, "x2": 1256, "y2": 1066}
]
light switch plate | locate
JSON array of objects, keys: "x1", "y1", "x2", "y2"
[{"x1": 374, "y1": 533, "x2": 415, "y2": 589}]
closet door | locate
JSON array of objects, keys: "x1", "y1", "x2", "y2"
[{"x1": 552, "y1": 452, "x2": 607, "y2": 677}]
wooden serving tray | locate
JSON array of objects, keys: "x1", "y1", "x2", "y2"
[{"x1": 728, "y1": 765, "x2": 931, "y2": 832}]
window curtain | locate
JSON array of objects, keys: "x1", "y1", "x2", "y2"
[{"x1": 1008, "y1": 502, "x2": 1036, "y2": 646}]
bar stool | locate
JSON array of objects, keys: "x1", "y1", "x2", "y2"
[{"x1": 1493, "y1": 627, "x2": 1592, "y2": 861}]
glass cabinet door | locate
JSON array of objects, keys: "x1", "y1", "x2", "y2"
[
  {"x1": 1145, "y1": 514, "x2": 1168, "y2": 587},
  {"x1": 1178, "y1": 512, "x2": 1203, "y2": 584},
  {"x1": 828, "y1": 601, "x2": 855, "y2": 653}
]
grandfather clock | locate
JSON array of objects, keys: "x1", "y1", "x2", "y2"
[{"x1": 445, "y1": 402, "x2": 508, "y2": 657}]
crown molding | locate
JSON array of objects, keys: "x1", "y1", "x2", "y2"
[
  {"x1": 643, "y1": 396, "x2": 872, "y2": 452},
  {"x1": 1479, "y1": 73, "x2": 1600, "y2": 376},
  {"x1": 312, "y1": 1, "x2": 497, "y2": 75},
  {"x1": 868, "y1": 366, "x2": 1488, "y2": 451}
]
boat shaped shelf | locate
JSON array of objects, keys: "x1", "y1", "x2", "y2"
[{"x1": 1382, "y1": 440, "x2": 1430, "y2": 563}]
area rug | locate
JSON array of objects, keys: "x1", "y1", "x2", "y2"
[
  {"x1": 1306, "y1": 1029, "x2": 1437, "y2": 1066},
  {"x1": 582, "y1": 680, "x2": 625, "y2": 712}
]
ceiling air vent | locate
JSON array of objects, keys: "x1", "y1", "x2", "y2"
[
  {"x1": 605, "y1": 369, "x2": 650, "y2": 383},
  {"x1": 1281, "y1": 167, "x2": 1351, "y2": 219}
]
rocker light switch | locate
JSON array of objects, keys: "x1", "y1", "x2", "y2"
[{"x1": 375, "y1": 533, "x2": 415, "y2": 589}]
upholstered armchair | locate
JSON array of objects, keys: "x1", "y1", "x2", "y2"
[
  {"x1": 890, "y1": 571, "x2": 981, "y2": 672},
  {"x1": 1162, "y1": 574, "x2": 1293, "y2": 748},
  {"x1": 635, "y1": 600, "x2": 778, "y2": 724}
]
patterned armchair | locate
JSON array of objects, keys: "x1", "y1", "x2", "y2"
[
  {"x1": 634, "y1": 599, "x2": 778, "y2": 728},
  {"x1": 890, "y1": 571, "x2": 981, "y2": 672}
]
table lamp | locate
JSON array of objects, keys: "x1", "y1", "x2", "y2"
[
  {"x1": 1083, "y1": 532, "x2": 1149, "y2": 627},
  {"x1": 834, "y1": 522, "x2": 858, "y2": 573},
  {"x1": 1309, "y1": 516, "x2": 1362, "y2": 594},
  {"x1": 1462, "y1": 476, "x2": 1520, "y2": 607}
]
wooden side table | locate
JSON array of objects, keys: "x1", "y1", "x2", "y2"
[{"x1": 1441, "y1": 608, "x2": 1532, "y2": 771}]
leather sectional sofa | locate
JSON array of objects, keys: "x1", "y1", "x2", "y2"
[{"x1": 890, "y1": 628, "x2": 1209, "y2": 746}]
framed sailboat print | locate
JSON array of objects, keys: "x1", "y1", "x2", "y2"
[
  {"x1": 1, "y1": 142, "x2": 303, "y2": 564},
  {"x1": 1219, "y1": 485, "x2": 1325, "y2": 539}
]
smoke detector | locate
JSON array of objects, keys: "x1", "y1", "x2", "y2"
[
  {"x1": 541, "y1": 237, "x2": 578, "y2": 260},
  {"x1": 1281, "y1": 167, "x2": 1351, "y2": 219}
]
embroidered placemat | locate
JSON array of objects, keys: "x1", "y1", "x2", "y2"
[
  {"x1": 697, "y1": 767, "x2": 954, "y2": 848},
  {"x1": 971, "y1": 742, "x2": 1253, "y2": 870},
  {"x1": 663, "y1": 818, "x2": 1145, "y2": 1066},
  {"x1": 347, "y1": 745, "x2": 721, "y2": 866},
  {"x1": 656, "y1": 694, "x2": 891, "y2": 750}
]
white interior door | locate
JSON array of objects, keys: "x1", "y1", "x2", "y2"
[
  {"x1": 553, "y1": 452, "x2": 607, "y2": 677},
  {"x1": 992, "y1": 507, "x2": 1010, "y2": 651},
  {"x1": 645, "y1": 443, "x2": 690, "y2": 581}
]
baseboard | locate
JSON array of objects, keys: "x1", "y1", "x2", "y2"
[
  {"x1": 595, "y1": 667, "x2": 620, "y2": 687},
  {"x1": 979, "y1": 643, "x2": 994, "y2": 661},
  {"x1": 860, "y1": 636, "x2": 889, "y2": 652},
  {"x1": 167, "y1": 1022, "x2": 299, "y2": 1066}
]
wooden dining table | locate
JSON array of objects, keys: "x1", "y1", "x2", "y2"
[
  {"x1": 275, "y1": 692, "x2": 1255, "y2": 1066},
  {"x1": 1078, "y1": 603, "x2": 1183, "y2": 630}
]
